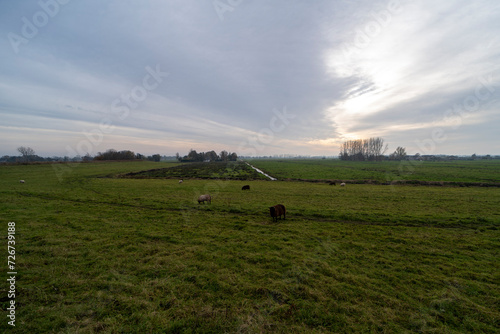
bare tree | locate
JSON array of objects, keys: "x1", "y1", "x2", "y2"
[
  {"x1": 17, "y1": 146, "x2": 35, "y2": 162},
  {"x1": 390, "y1": 146, "x2": 407, "y2": 160},
  {"x1": 367, "y1": 137, "x2": 388, "y2": 161},
  {"x1": 339, "y1": 137, "x2": 387, "y2": 161}
]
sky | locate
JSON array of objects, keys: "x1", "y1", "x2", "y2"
[{"x1": 1, "y1": 0, "x2": 499, "y2": 157}]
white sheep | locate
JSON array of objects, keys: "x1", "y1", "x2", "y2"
[
  {"x1": 179, "y1": 179, "x2": 183, "y2": 184},
  {"x1": 340, "y1": 182, "x2": 346, "y2": 187},
  {"x1": 19, "y1": 180, "x2": 25, "y2": 184}
]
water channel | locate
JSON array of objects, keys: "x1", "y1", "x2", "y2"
[{"x1": 244, "y1": 162, "x2": 277, "y2": 181}]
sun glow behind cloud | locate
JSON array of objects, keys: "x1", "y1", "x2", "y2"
[
  {"x1": 323, "y1": 2, "x2": 427, "y2": 138},
  {"x1": 319, "y1": 0, "x2": 500, "y2": 153}
]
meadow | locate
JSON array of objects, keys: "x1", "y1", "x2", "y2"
[
  {"x1": 247, "y1": 159, "x2": 500, "y2": 185},
  {"x1": 0, "y1": 160, "x2": 499, "y2": 333}
]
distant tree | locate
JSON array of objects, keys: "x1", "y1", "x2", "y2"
[
  {"x1": 94, "y1": 149, "x2": 136, "y2": 161},
  {"x1": 390, "y1": 146, "x2": 407, "y2": 160},
  {"x1": 150, "y1": 154, "x2": 161, "y2": 162},
  {"x1": 187, "y1": 149, "x2": 200, "y2": 162},
  {"x1": 123, "y1": 150, "x2": 135, "y2": 160},
  {"x1": 0, "y1": 155, "x2": 18, "y2": 163},
  {"x1": 228, "y1": 152, "x2": 238, "y2": 161},
  {"x1": 17, "y1": 146, "x2": 36, "y2": 162},
  {"x1": 205, "y1": 150, "x2": 218, "y2": 162},
  {"x1": 180, "y1": 149, "x2": 237, "y2": 162},
  {"x1": 367, "y1": 137, "x2": 388, "y2": 161},
  {"x1": 339, "y1": 137, "x2": 387, "y2": 161},
  {"x1": 82, "y1": 153, "x2": 93, "y2": 162},
  {"x1": 175, "y1": 152, "x2": 181, "y2": 161},
  {"x1": 220, "y1": 150, "x2": 228, "y2": 161}
]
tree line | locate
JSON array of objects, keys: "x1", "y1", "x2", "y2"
[
  {"x1": 93, "y1": 149, "x2": 164, "y2": 161},
  {"x1": 3, "y1": 145, "x2": 499, "y2": 164},
  {"x1": 339, "y1": 137, "x2": 407, "y2": 161},
  {"x1": 0, "y1": 147, "x2": 165, "y2": 163},
  {"x1": 176, "y1": 149, "x2": 238, "y2": 162},
  {"x1": 1, "y1": 147, "x2": 239, "y2": 163}
]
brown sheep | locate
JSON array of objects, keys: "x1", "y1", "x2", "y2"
[
  {"x1": 269, "y1": 204, "x2": 286, "y2": 222},
  {"x1": 197, "y1": 194, "x2": 211, "y2": 204}
]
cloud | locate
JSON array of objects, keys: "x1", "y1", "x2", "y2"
[
  {"x1": 322, "y1": 0, "x2": 500, "y2": 153},
  {"x1": 0, "y1": 0, "x2": 499, "y2": 156}
]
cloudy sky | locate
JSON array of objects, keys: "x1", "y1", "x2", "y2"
[{"x1": 1, "y1": 0, "x2": 499, "y2": 157}]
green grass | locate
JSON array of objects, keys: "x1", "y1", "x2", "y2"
[
  {"x1": 248, "y1": 159, "x2": 500, "y2": 184},
  {"x1": 0, "y1": 160, "x2": 499, "y2": 333},
  {"x1": 122, "y1": 161, "x2": 269, "y2": 180}
]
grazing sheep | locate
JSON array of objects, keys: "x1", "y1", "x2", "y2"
[
  {"x1": 179, "y1": 179, "x2": 183, "y2": 184},
  {"x1": 19, "y1": 180, "x2": 25, "y2": 184},
  {"x1": 269, "y1": 204, "x2": 286, "y2": 222},
  {"x1": 197, "y1": 194, "x2": 211, "y2": 204},
  {"x1": 340, "y1": 182, "x2": 346, "y2": 187},
  {"x1": 328, "y1": 181, "x2": 336, "y2": 186},
  {"x1": 242, "y1": 185, "x2": 250, "y2": 190}
]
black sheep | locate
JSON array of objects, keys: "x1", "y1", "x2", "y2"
[{"x1": 269, "y1": 204, "x2": 286, "y2": 222}]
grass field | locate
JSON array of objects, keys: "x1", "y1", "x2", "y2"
[
  {"x1": 121, "y1": 161, "x2": 269, "y2": 180},
  {"x1": 0, "y1": 160, "x2": 499, "y2": 333},
  {"x1": 247, "y1": 159, "x2": 500, "y2": 184}
]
